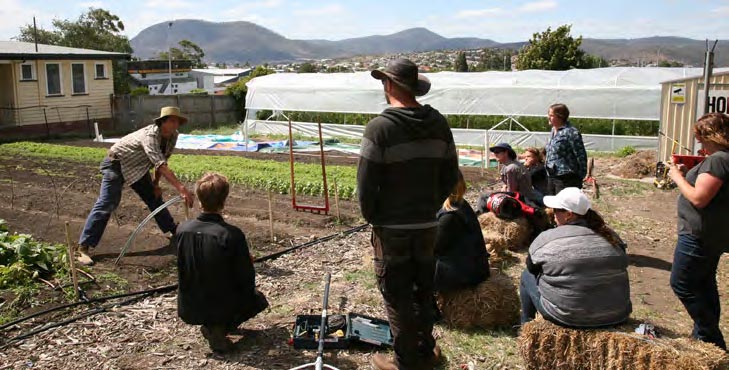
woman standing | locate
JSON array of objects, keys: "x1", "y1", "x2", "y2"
[
  {"x1": 545, "y1": 104, "x2": 588, "y2": 195},
  {"x1": 668, "y1": 112, "x2": 729, "y2": 350}
]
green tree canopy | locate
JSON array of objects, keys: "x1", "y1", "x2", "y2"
[
  {"x1": 297, "y1": 62, "x2": 319, "y2": 73},
  {"x1": 158, "y1": 39, "x2": 206, "y2": 68},
  {"x1": 516, "y1": 25, "x2": 605, "y2": 70},
  {"x1": 15, "y1": 8, "x2": 133, "y2": 93},
  {"x1": 454, "y1": 52, "x2": 469, "y2": 72},
  {"x1": 225, "y1": 66, "x2": 276, "y2": 117}
]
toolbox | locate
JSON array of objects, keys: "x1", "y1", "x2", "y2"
[{"x1": 291, "y1": 313, "x2": 393, "y2": 349}]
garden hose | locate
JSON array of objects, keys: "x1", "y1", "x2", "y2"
[{"x1": 115, "y1": 195, "x2": 185, "y2": 265}]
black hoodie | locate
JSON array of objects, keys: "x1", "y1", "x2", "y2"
[{"x1": 357, "y1": 105, "x2": 459, "y2": 227}]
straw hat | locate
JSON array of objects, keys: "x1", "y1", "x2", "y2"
[{"x1": 154, "y1": 106, "x2": 188, "y2": 125}]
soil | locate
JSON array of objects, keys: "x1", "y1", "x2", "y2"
[
  {"x1": 1, "y1": 145, "x2": 728, "y2": 369},
  {"x1": 607, "y1": 150, "x2": 658, "y2": 179}
]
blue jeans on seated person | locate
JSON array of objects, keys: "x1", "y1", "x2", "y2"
[
  {"x1": 79, "y1": 158, "x2": 176, "y2": 248},
  {"x1": 670, "y1": 233, "x2": 726, "y2": 350},
  {"x1": 519, "y1": 269, "x2": 545, "y2": 324}
]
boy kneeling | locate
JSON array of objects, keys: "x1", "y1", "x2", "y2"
[{"x1": 175, "y1": 173, "x2": 268, "y2": 352}]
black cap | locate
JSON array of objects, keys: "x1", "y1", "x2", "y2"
[
  {"x1": 489, "y1": 143, "x2": 516, "y2": 159},
  {"x1": 371, "y1": 58, "x2": 431, "y2": 96}
]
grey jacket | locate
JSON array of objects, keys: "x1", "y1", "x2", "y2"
[{"x1": 528, "y1": 224, "x2": 631, "y2": 327}]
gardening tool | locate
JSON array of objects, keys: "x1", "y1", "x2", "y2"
[
  {"x1": 115, "y1": 195, "x2": 184, "y2": 265},
  {"x1": 289, "y1": 272, "x2": 341, "y2": 370},
  {"x1": 583, "y1": 158, "x2": 599, "y2": 199}
]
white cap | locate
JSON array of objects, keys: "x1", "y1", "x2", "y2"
[{"x1": 543, "y1": 187, "x2": 591, "y2": 215}]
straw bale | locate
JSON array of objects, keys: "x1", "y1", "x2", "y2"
[
  {"x1": 436, "y1": 270, "x2": 519, "y2": 329},
  {"x1": 518, "y1": 317, "x2": 729, "y2": 370},
  {"x1": 478, "y1": 212, "x2": 532, "y2": 251}
]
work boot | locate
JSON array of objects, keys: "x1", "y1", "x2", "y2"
[
  {"x1": 200, "y1": 325, "x2": 234, "y2": 353},
  {"x1": 76, "y1": 245, "x2": 94, "y2": 266},
  {"x1": 370, "y1": 354, "x2": 398, "y2": 370}
]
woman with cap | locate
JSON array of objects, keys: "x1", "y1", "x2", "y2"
[
  {"x1": 76, "y1": 106, "x2": 194, "y2": 265},
  {"x1": 490, "y1": 142, "x2": 536, "y2": 203},
  {"x1": 668, "y1": 112, "x2": 729, "y2": 350},
  {"x1": 434, "y1": 170, "x2": 490, "y2": 292},
  {"x1": 520, "y1": 187, "x2": 630, "y2": 327},
  {"x1": 545, "y1": 103, "x2": 588, "y2": 195}
]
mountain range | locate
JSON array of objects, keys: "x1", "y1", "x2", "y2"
[{"x1": 130, "y1": 20, "x2": 729, "y2": 66}]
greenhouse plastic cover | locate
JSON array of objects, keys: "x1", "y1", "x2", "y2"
[{"x1": 245, "y1": 67, "x2": 718, "y2": 121}]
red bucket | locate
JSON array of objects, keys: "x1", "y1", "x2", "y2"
[{"x1": 671, "y1": 154, "x2": 705, "y2": 171}]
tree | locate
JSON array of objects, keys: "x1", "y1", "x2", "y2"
[
  {"x1": 158, "y1": 39, "x2": 206, "y2": 68},
  {"x1": 297, "y1": 62, "x2": 318, "y2": 73},
  {"x1": 15, "y1": 8, "x2": 133, "y2": 94},
  {"x1": 225, "y1": 66, "x2": 276, "y2": 117},
  {"x1": 516, "y1": 25, "x2": 602, "y2": 70},
  {"x1": 454, "y1": 52, "x2": 469, "y2": 72}
]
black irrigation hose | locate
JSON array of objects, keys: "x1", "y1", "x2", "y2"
[
  {"x1": 254, "y1": 223, "x2": 370, "y2": 263},
  {"x1": 0, "y1": 223, "x2": 370, "y2": 337},
  {"x1": 0, "y1": 292, "x2": 160, "y2": 350}
]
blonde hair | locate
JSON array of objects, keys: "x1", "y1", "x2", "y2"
[
  {"x1": 195, "y1": 172, "x2": 230, "y2": 212},
  {"x1": 443, "y1": 171, "x2": 466, "y2": 212},
  {"x1": 694, "y1": 113, "x2": 729, "y2": 149}
]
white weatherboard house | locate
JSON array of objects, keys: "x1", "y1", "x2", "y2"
[{"x1": 0, "y1": 41, "x2": 129, "y2": 138}]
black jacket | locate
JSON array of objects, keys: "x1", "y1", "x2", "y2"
[
  {"x1": 357, "y1": 105, "x2": 459, "y2": 226},
  {"x1": 434, "y1": 200, "x2": 490, "y2": 291},
  {"x1": 176, "y1": 213, "x2": 257, "y2": 325}
]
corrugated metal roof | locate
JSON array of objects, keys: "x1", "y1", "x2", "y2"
[
  {"x1": 0, "y1": 41, "x2": 130, "y2": 60},
  {"x1": 659, "y1": 69, "x2": 729, "y2": 84},
  {"x1": 191, "y1": 68, "x2": 252, "y2": 75}
]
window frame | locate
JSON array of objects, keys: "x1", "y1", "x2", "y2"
[
  {"x1": 19, "y1": 62, "x2": 36, "y2": 81},
  {"x1": 44, "y1": 62, "x2": 63, "y2": 96},
  {"x1": 94, "y1": 62, "x2": 108, "y2": 79},
  {"x1": 71, "y1": 62, "x2": 88, "y2": 95}
]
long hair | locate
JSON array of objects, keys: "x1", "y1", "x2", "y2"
[
  {"x1": 523, "y1": 147, "x2": 544, "y2": 165},
  {"x1": 583, "y1": 209, "x2": 626, "y2": 249},
  {"x1": 443, "y1": 170, "x2": 466, "y2": 212}
]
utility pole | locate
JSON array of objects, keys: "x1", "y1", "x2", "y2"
[{"x1": 167, "y1": 21, "x2": 173, "y2": 95}]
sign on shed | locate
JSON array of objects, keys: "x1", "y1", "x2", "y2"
[{"x1": 671, "y1": 83, "x2": 686, "y2": 104}]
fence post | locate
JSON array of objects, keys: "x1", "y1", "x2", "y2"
[{"x1": 210, "y1": 95, "x2": 215, "y2": 128}]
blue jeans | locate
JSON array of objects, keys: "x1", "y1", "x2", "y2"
[
  {"x1": 670, "y1": 234, "x2": 726, "y2": 350},
  {"x1": 519, "y1": 269, "x2": 545, "y2": 324},
  {"x1": 79, "y1": 158, "x2": 176, "y2": 248}
]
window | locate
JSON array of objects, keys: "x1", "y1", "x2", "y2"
[
  {"x1": 72, "y1": 63, "x2": 86, "y2": 94},
  {"x1": 20, "y1": 63, "x2": 35, "y2": 81},
  {"x1": 45, "y1": 63, "x2": 61, "y2": 95},
  {"x1": 95, "y1": 63, "x2": 107, "y2": 79}
]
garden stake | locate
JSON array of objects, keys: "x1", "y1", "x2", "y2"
[
  {"x1": 64, "y1": 221, "x2": 81, "y2": 301},
  {"x1": 268, "y1": 189, "x2": 274, "y2": 242},
  {"x1": 9, "y1": 175, "x2": 14, "y2": 210},
  {"x1": 333, "y1": 178, "x2": 340, "y2": 220}
]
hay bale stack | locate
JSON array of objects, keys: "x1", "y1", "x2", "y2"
[
  {"x1": 478, "y1": 212, "x2": 532, "y2": 251},
  {"x1": 436, "y1": 270, "x2": 519, "y2": 329},
  {"x1": 518, "y1": 317, "x2": 729, "y2": 370}
]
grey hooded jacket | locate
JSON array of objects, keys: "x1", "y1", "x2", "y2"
[{"x1": 528, "y1": 223, "x2": 632, "y2": 327}]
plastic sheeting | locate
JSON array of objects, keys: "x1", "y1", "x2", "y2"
[
  {"x1": 245, "y1": 120, "x2": 658, "y2": 152},
  {"x1": 245, "y1": 67, "x2": 716, "y2": 121}
]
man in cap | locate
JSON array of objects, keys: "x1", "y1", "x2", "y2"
[
  {"x1": 77, "y1": 106, "x2": 194, "y2": 265},
  {"x1": 358, "y1": 58, "x2": 459, "y2": 370},
  {"x1": 489, "y1": 142, "x2": 537, "y2": 203}
]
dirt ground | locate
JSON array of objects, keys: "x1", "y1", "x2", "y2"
[{"x1": 1, "y1": 147, "x2": 728, "y2": 369}]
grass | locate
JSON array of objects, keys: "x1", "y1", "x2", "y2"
[
  {"x1": 344, "y1": 269, "x2": 377, "y2": 290},
  {"x1": 98, "y1": 272, "x2": 130, "y2": 295},
  {"x1": 437, "y1": 327, "x2": 521, "y2": 369},
  {"x1": 0, "y1": 142, "x2": 358, "y2": 200}
]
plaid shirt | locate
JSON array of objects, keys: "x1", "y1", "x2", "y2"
[
  {"x1": 545, "y1": 122, "x2": 587, "y2": 179},
  {"x1": 108, "y1": 124, "x2": 178, "y2": 186}
]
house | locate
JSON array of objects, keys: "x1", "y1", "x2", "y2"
[
  {"x1": 127, "y1": 60, "x2": 197, "y2": 95},
  {"x1": 0, "y1": 41, "x2": 129, "y2": 138},
  {"x1": 189, "y1": 68, "x2": 252, "y2": 94}
]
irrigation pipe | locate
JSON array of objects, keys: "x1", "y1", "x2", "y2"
[
  {"x1": 115, "y1": 195, "x2": 184, "y2": 265},
  {"x1": 255, "y1": 224, "x2": 369, "y2": 263}
]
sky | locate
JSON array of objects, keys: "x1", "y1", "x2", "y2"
[{"x1": 1, "y1": 0, "x2": 728, "y2": 43}]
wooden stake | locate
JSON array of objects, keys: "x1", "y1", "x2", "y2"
[
  {"x1": 64, "y1": 221, "x2": 80, "y2": 301},
  {"x1": 333, "y1": 177, "x2": 341, "y2": 220},
  {"x1": 480, "y1": 147, "x2": 485, "y2": 177},
  {"x1": 267, "y1": 189, "x2": 274, "y2": 242},
  {"x1": 9, "y1": 175, "x2": 14, "y2": 210}
]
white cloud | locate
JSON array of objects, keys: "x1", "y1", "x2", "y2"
[
  {"x1": 248, "y1": 0, "x2": 283, "y2": 8},
  {"x1": 518, "y1": 0, "x2": 558, "y2": 13},
  {"x1": 77, "y1": 1, "x2": 103, "y2": 8},
  {"x1": 0, "y1": 0, "x2": 55, "y2": 40},
  {"x1": 711, "y1": 5, "x2": 729, "y2": 16},
  {"x1": 293, "y1": 4, "x2": 344, "y2": 16},
  {"x1": 455, "y1": 8, "x2": 502, "y2": 19}
]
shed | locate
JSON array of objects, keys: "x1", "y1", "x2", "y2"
[{"x1": 658, "y1": 70, "x2": 729, "y2": 162}]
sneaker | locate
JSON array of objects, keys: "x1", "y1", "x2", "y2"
[
  {"x1": 200, "y1": 325, "x2": 234, "y2": 353},
  {"x1": 76, "y1": 245, "x2": 94, "y2": 266},
  {"x1": 370, "y1": 354, "x2": 398, "y2": 370}
]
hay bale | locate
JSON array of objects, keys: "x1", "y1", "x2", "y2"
[
  {"x1": 483, "y1": 230, "x2": 509, "y2": 256},
  {"x1": 436, "y1": 270, "x2": 519, "y2": 329},
  {"x1": 478, "y1": 212, "x2": 532, "y2": 251},
  {"x1": 518, "y1": 317, "x2": 729, "y2": 370}
]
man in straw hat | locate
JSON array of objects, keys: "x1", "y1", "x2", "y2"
[
  {"x1": 77, "y1": 106, "x2": 194, "y2": 265},
  {"x1": 358, "y1": 58, "x2": 459, "y2": 370}
]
